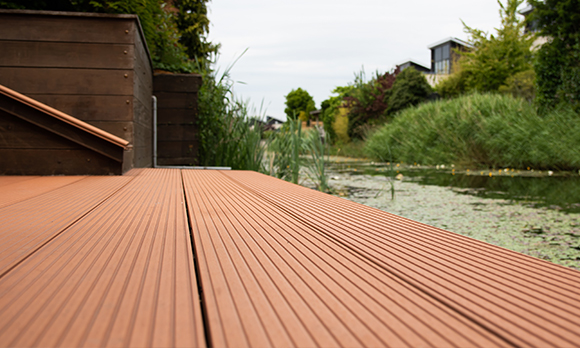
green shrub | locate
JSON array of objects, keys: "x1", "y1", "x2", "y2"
[
  {"x1": 196, "y1": 66, "x2": 265, "y2": 171},
  {"x1": 499, "y1": 69, "x2": 536, "y2": 102},
  {"x1": 386, "y1": 67, "x2": 432, "y2": 115},
  {"x1": 365, "y1": 93, "x2": 580, "y2": 170}
]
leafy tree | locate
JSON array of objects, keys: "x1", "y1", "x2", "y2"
[
  {"x1": 284, "y1": 88, "x2": 315, "y2": 120},
  {"x1": 386, "y1": 67, "x2": 433, "y2": 115},
  {"x1": 499, "y1": 69, "x2": 536, "y2": 102},
  {"x1": 173, "y1": 0, "x2": 219, "y2": 70},
  {"x1": 461, "y1": 0, "x2": 535, "y2": 92},
  {"x1": 344, "y1": 68, "x2": 399, "y2": 139},
  {"x1": 436, "y1": 0, "x2": 534, "y2": 95},
  {"x1": 528, "y1": 0, "x2": 580, "y2": 112},
  {"x1": 320, "y1": 86, "x2": 353, "y2": 143}
]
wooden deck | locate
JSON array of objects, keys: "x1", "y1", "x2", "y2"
[{"x1": 1, "y1": 168, "x2": 580, "y2": 347}]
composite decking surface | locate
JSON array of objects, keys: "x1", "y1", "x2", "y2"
[{"x1": 1, "y1": 168, "x2": 580, "y2": 347}]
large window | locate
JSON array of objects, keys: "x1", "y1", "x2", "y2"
[{"x1": 433, "y1": 44, "x2": 451, "y2": 74}]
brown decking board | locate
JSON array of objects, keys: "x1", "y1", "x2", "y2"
[
  {"x1": 0, "y1": 169, "x2": 204, "y2": 347},
  {"x1": 1, "y1": 168, "x2": 579, "y2": 348}
]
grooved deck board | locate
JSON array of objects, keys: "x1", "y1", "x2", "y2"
[
  {"x1": 0, "y1": 169, "x2": 205, "y2": 347},
  {"x1": 1, "y1": 169, "x2": 579, "y2": 348},
  {"x1": 0, "y1": 176, "x2": 85, "y2": 209},
  {"x1": 223, "y1": 170, "x2": 580, "y2": 347}
]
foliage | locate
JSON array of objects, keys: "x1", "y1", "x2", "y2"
[
  {"x1": 284, "y1": 88, "x2": 316, "y2": 120},
  {"x1": 499, "y1": 69, "x2": 536, "y2": 101},
  {"x1": 319, "y1": 86, "x2": 353, "y2": 143},
  {"x1": 343, "y1": 68, "x2": 399, "y2": 139},
  {"x1": 435, "y1": 67, "x2": 470, "y2": 98},
  {"x1": 268, "y1": 120, "x2": 302, "y2": 184},
  {"x1": 386, "y1": 67, "x2": 433, "y2": 115},
  {"x1": 196, "y1": 66, "x2": 266, "y2": 171},
  {"x1": 328, "y1": 139, "x2": 367, "y2": 158},
  {"x1": 173, "y1": 0, "x2": 219, "y2": 70},
  {"x1": 365, "y1": 93, "x2": 580, "y2": 170},
  {"x1": 0, "y1": 0, "x2": 215, "y2": 73},
  {"x1": 528, "y1": 0, "x2": 580, "y2": 112},
  {"x1": 436, "y1": 0, "x2": 534, "y2": 95},
  {"x1": 461, "y1": 0, "x2": 534, "y2": 92},
  {"x1": 332, "y1": 107, "x2": 350, "y2": 144},
  {"x1": 302, "y1": 129, "x2": 329, "y2": 192}
]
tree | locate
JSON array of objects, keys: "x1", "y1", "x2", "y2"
[
  {"x1": 528, "y1": 0, "x2": 580, "y2": 112},
  {"x1": 436, "y1": 0, "x2": 534, "y2": 95},
  {"x1": 344, "y1": 68, "x2": 399, "y2": 139},
  {"x1": 386, "y1": 67, "x2": 433, "y2": 115},
  {"x1": 284, "y1": 88, "x2": 315, "y2": 120},
  {"x1": 461, "y1": 0, "x2": 535, "y2": 92},
  {"x1": 173, "y1": 0, "x2": 219, "y2": 69}
]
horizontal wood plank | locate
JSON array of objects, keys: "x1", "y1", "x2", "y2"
[
  {"x1": 28, "y1": 94, "x2": 134, "y2": 122},
  {"x1": 157, "y1": 108, "x2": 197, "y2": 125},
  {"x1": 0, "y1": 148, "x2": 123, "y2": 175},
  {"x1": 0, "y1": 67, "x2": 134, "y2": 95},
  {"x1": 154, "y1": 92, "x2": 197, "y2": 109},
  {"x1": 157, "y1": 141, "x2": 198, "y2": 159},
  {"x1": 0, "y1": 41, "x2": 134, "y2": 69},
  {"x1": 0, "y1": 13, "x2": 136, "y2": 44},
  {"x1": 156, "y1": 124, "x2": 196, "y2": 141},
  {"x1": 153, "y1": 74, "x2": 202, "y2": 93}
]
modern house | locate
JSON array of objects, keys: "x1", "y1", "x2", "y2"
[
  {"x1": 396, "y1": 59, "x2": 431, "y2": 73},
  {"x1": 394, "y1": 37, "x2": 471, "y2": 86}
]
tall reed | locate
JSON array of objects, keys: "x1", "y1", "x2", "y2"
[
  {"x1": 268, "y1": 120, "x2": 302, "y2": 183},
  {"x1": 365, "y1": 93, "x2": 580, "y2": 170},
  {"x1": 303, "y1": 128, "x2": 329, "y2": 192},
  {"x1": 196, "y1": 54, "x2": 266, "y2": 171}
]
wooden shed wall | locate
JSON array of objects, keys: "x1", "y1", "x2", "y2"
[
  {"x1": 0, "y1": 110, "x2": 123, "y2": 175},
  {"x1": 0, "y1": 10, "x2": 153, "y2": 169},
  {"x1": 153, "y1": 74, "x2": 201, "y2": 166}
]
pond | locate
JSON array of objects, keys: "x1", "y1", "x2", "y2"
[{"x1": 313, "y1": 159, "x2": 580, "y2": 270}]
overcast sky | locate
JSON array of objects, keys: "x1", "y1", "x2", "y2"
[{"x1": 207, "y1": 0, "x2": 517, "y2": 121}]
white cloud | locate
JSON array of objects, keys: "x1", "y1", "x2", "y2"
[{"x1": 207, "y1": 0, "x2": 513, "y2": 120}]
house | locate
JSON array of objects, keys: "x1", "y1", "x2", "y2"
[
  {"x1": 428, "y1": 37, "x2": 471, "y2": 75},
  {"x1": 396, "y1": 59, "x2": 431, "y2": 73}
]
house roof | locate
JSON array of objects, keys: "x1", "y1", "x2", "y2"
[
  {"x1": 1, "y1": 168, "x2": 580, "y2": 347},
  {"x1": 427, "y1": 37, "x2": 472, "y2": 49},
  {"x1": 395, "y1": 58, "x2": 430, "y2": 70},
  {"x1": 519, "y1": 4, "x2": 534, "y2": 16}
]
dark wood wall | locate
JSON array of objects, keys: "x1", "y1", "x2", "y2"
[
  {"x1": 0, "y1": 10, "x2": 153, "y2": 169},
  {"x1": 153, "y1": 74, "x2": 202, "y2": 166},
  {"x1": 0, "y1": 110, "x2": 124, "y2": 175}
]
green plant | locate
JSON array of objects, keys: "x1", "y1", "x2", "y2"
[
  {"x1": 173, "y1": 0, "x2": 219, "y2": 70},
  {"x1": 460, "y1": 0, "x2": 535, "y2": 92},
  {"x1": 386, "y1": 67, "x2": 433, "y2": 115},
  {"x1": 284, "y1": 88, "x2": 316, "y2": 121},
  {"x1": 529, "y1": 0, "x2": 580, "y2": 112},
  {"x1": 365, "y1": 93, "x2": 580, "y2": 170},
  {"x1": 268, "y1": 119, "x2": 303, "y2": 183},
  {"x1": 196, "y1": 57, "x2": 266, "y2": 171},
  {"x1": 303, "y1": 129, "x2": 329, "y2": 192},
  {"x1": 435, "y1": 0, "x2": 534, "y2": 96},
  {"x1": 344, "y1": 68, "x2": 399, "y2": 139},
  {"x1": 499, "y1": 69, "x2": 536, "y2": 102}
]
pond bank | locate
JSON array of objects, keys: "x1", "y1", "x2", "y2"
[{"x1": 301, "y1": 161, "x2": 580, "y2": 270}]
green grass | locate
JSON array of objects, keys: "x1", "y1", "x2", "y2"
[
  {"x1": 329, "y1": 139, "x2": 368, "y2": 159},
  {"x1": 365, "y1": 93, "x2": 580, "y2": 170}
]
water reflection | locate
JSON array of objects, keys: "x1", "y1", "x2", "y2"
[{"x1": 334, "y1": 162, "x2": 580, "y2": 214}]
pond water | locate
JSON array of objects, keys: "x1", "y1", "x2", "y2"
[{"x1": 313, "y1": 160, "x2": 580, "y2": 270}]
